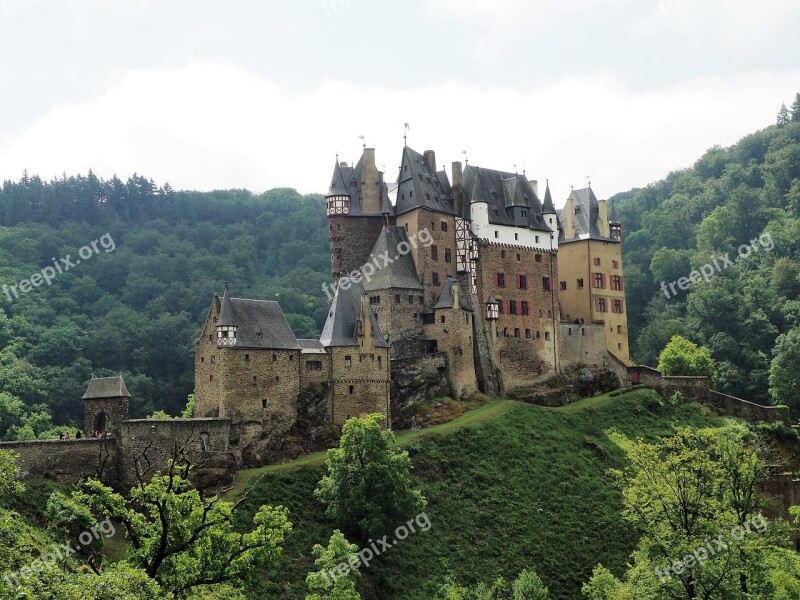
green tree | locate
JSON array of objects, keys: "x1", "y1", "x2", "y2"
[
  {"x1": 769, "y1": 327, "x2": 800, "y2": 413},
  {"x1": 582, "y1": 428, "x2": 799, "y2": 600},
  {"x1": 777, "y1": 103, "x2": 791, "y2": 126},
  {"x1": 74, "y1": 461, "x2": 291, "y2": 596},
  {"x1": 314, "y1": 414, "x2": 426, "y2": 540},
  {"x1": 791, "y1": 92, "x2": 800, "y2": 122},
  {"x1": 512, "y1": 568, "x2": 549, "y2": 599},
  {"x1": 305, "y1": 530, "x2": 361, "y2": 600},
  {"x1": 657, "y1": 335, "x2": 717, "y2": 385}
]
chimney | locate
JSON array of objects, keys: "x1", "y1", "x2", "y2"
[
  {"x1": 424, "y1": 149, "x2": 437, "y2": 172},
  {"x1": 451, "y1": 161, "x2": 463, "y2": 189},
  {"x1": 528, "y1": 180, "x2": 538, "y2": 196}
]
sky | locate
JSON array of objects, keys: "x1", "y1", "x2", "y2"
[{"x1": 0, "y1": 0, "x2": 798, "y2": 207}]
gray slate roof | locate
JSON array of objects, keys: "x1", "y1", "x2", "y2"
[
  {"x1": 462, "y1": 165, "x2": 551, "y2": 232},
  {"x1": 326, "y1": 154, "x2": 385, "y2": 217},
  {"x1": 362, "y1": 227, "x2": 424, "y2": 291},
  {"x1": 394, "y1": 146, "x2": 456, "y2": 216},
  {"x1": 542, "y1": 181, "x2": 556, "y2": 214},
  {"x1": 83, "y1": 376, "x2": 131, "y2": 399},
  {"x1": 559, "y1": 186, "x2": 615, "y2": 243},
  {"x1": 298, "y1": 339, "x2": 325, "y2": 353},
  {"x1": 320, "y1": 278, "x2": 389, "y2": 348},
  {"x1": 218, "y1": 284, "x2": 235, "y2": 327},
  {"x1": 222, "y1": 297, "x2": 301, "y2": 350},
  {"x1": 434, "y1": 277, "x2": 473, "y2": 311}
]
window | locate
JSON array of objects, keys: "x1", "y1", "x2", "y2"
[
  {"x1": 349, "y1": 385, "x2": 354, "y2": 395},
  {"x1": 612, "y1": 260, "x2": 619, "y2": 269},
  {"x1": 306, "y1": 361, "x2": 322, "y2": 371},
  {"x1": 431, "y1": 221, "x2": 436, "y2": 231},
  {"x1": 252, "y1": 376, "x2": 257, "y2": 384},
  {"x1": 369, "y1": 295, "x2": 381, "y2": 305},
  {"x1": 594, "y1": 257, "x2": 601, "y2": 266},
  {"x1": 519, "y1": 274, "x2": 527, "y2": 290},
  {"x1": 525, "y1": 329, "x2": 531, "y2": 339},
  {"x1": 345, "y1": 355, "x2": 352, "y2": 367},
  {"x1": 440, "y1": 315, "x2": 446, "y2": 323},
  {"x1": 498, "y1": 300, "x2": 504, "y2": 315},
  {"x1": 594, "y1": 273, "x2": 605, "y2": 288},
  {"x1": 422, "y1": 313, "x2": 435, "y2": 325},
  {"x1": 209, "y1": 374, "x2": 213, "y2": 381},
  {"x1": 542, "y1": 277, "x2": 551, "y2": 291},
  {"x1": 496, "y1": 273, "x2": 506, "y2": 287},
  {"x1": 514, "y1": 328, "x2": 520, "y2": 338},
  {"x1": 501, "y1": 250, "x2": 506, "y2": 258},
  {"x1": 560, "y1": 281, "x2": 567, "y2": 291},
  {"x1": 441, "y1": 221, "x2": 448, "y2": 232},
  {"x1": 577, "y1": 278, "x2": 584, "y2": 289},
  {"x1": 618, "y1": 343, "x2": 622, "y2": 350},
  {"x1": 200, "y1": 357, "x2": 204, "y2": 363},
  {"x1": 431, "y1": 245, "x2": 439, "y2": 261},
  {"x1": 289, "y1": 355, "x2": 293, "y2": 361},
  {"x1": 545, "y1": 331, "x2": 551, "y2": 341},
  {"x1": 613, "y1": 299, "x2": 624, "y2": 313},
  {"x1": 378, "y1": 356, "x2": 382, "y2": 367},
  {"x1": 210, "y1": 356, "x2": 215, "y2": 364},
  {"x1": 503, "y1": 328, "x2": 508, "y2": 337},
  {"x1": 509, "y1": 300, "x2": 517, "y2": 315},
  {"x1": 408, "y1": 295, "x2": 414, "y2": 304},
  {"x1": 445, "y1": 248, "x2": 452, "y2": 263},
  {"x1": 522, "y1": 210, "x2": 527, "y2": 217},
  {"x1": 262, "y1": 399, "x2": 267, "y2": 408},
  {"x1": 617, "y1": 325, "x2": 622, "y2": 334},
  {"x1": 275, "y1": 376, "x2": 280, "y2": 382},
  {"x1": 432, "y1": 272, "x2": 440, "y2": 286},
  {"x1": 521, "y1": 301, "x2": 530, "y2": 315},
  {"x1": 244, "y1": 354, "x2": 250, "y2": 361},
  {"x1": 209, "y1": 334, "x2": 213, "y2": 341},
  {"x1": 272, "y1": 353, "x2": 277, "y2": 362},
  {"x1": 535, "y1": 235, "x2": 540, "y2": 243},
  {"x1": 395, "y1": 294, "x2": 401, "y2": 303},
  {"x1": 419, "y1": 296, "x2": 424, "y2": 304},
  {"x1": 535, "y1": 254, "x2": 542, "y2": 263},
  {"x1": 597, "y1": 298, "x2": 607, "y2": 312},
  {"x1": 611, "y1": 275, "x2": 623, "y2": 291},
  {"x1": 515, "y1": 233, "x2": 519, "y2": 241},
  {"x1": 516, "y1": 253, "x2": 521, "y2": 262},
  {"x1": 494, "y1": 231, "x2": 499, "y2": 239}
]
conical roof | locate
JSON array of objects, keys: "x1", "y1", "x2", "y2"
[
  {"x1": 542, "y1": 180, "x2": 556, "y2": 214},
  {"x1": 218, "y1": 283, "x2": 236, "y2": 327}
]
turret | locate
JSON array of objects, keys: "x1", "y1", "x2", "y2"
[
  {"x1": 326, "y1": 160, "x2": 351, "y2": 217},
  {"x1": 216, "y1": 282, "x2": 237, "y2": 346},
  {"x1": 542, "y1": 180, "x2": 558, "y2": 232}
]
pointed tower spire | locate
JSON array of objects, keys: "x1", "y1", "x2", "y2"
[
  {"x1": 216, "y1": 282, "x2": 237, "y2": 346},
  {"x1": 542, "y1": 179, "x2": 556, "y2": 214}
]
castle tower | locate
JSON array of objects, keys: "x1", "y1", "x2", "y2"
[
  {"x1": 216, "y1": 282, "x2": 237, "y2": 346},
  {"x1": 609, "y1": 200, "x2": 621, "y2": 241},
  {"x1": 326, "y1": 150, "x2": 389, "y2": 281},
  {"x1": 83, "y1": 375, "x2": 130, "y2": 437},
  {"x1": 542, "y1": 180, "x2": 558, "y2": 233}
]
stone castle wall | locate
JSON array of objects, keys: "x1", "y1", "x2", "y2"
[
  {"x1": 558, "y1": 322, "x2": 607, "y2": 370},
  {"x1": 329, "y1": 346, "x2": 390, "y2": 424},
  {"x1": 0, "y1": 438, "x2": 116, "y2": 485},
  {"x1": 329, "y1": 215, "x2": 388, "y2": 281}
]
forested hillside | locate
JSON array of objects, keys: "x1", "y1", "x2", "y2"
[
  {"x1": 0, "y1": 174, "x2": 330, "y2": 437},
  {"x1": 613, "y1": 99, "x2": 800, "y2": 411}
]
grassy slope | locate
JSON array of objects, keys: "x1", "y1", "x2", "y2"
[{"x1": 232, "y1": 390, "x2": 733, "y2": 600}]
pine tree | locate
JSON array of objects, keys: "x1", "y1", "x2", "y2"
[
  {"x1": 791, "y1": 92, "x2": 800, "y2": 122},
  {"x1": 777, "y1": 103, "x2": 790, "y2": 126}
]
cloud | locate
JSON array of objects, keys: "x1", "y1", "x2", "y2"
[{"x1": 0, "y1": 64, "x2": 797, "y2": 206}]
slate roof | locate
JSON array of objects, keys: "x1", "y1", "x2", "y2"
[
  {"x1": 434, "y1": 277, "x2": 473, "y2": 311},
  {"x1": 542, "y1": 180, "x2": 556, "y2": 214},
  {"x1": 83, "y1": 376, "x2": 131, "y2": 399},
  {"x1": 326, "y1": 154, "x2": 384, "y2": 217},
  {"x1": 362, "y1": 227, "x2": 424, "y2": 291},
  {"x1": 220, "y1": 296, "x2": 301, "y2": 350},
  {"x1": 462, "y1": 165, "x2": 551, "y2": 232},
  {"x1": 298, "y1": 339, "x2": 325, "y2": 353},
  {"x1": 320, "y1": 278, "x2": 389, "y2": 348},
  {"x1": 218, "y1": 284, "x2": 235, "y2": 327},
  {"x1": 558, "y1": 186, "x2": 615, "y2": 243},
  {"x1": 394, "y1": 146, "x2": 456, "y2": 216}
]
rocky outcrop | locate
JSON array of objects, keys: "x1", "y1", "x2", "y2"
[
  {"x1": 390, "y1": 353, "x2": 451, "y2": 429},
  {"x1": 508, "y1": 364, "x2": 620, "y2": 407}
]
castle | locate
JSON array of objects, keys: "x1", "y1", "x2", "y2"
[{"x1": 191, "y1": 145, "x2": 630, "y2": 459}]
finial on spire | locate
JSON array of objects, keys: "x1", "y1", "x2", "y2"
[
  {"x1": 403, "y1": 122, "x2": 409, "y2": 146},
  {"x1": 358, "y1": 135, "x2": 365, "y2": 150},
  {"x1": 461, "y1": 150, "x2": 468, "y2": 166}
]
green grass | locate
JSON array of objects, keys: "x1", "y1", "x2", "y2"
[{"x1": 231, "y1": 390, "x2": 732, "y2": 599}]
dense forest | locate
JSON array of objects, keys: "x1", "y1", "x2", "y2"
[
  {"x1": 0, "y1": 175, "x2": 331, "y2": 438},
  {"x1": 612, "y1": 97, "x2": 800, "y2": 411}
]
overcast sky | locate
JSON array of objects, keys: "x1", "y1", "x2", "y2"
[{"x1": 0, "y1": 0, "x2": 798, "y2": 206}]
